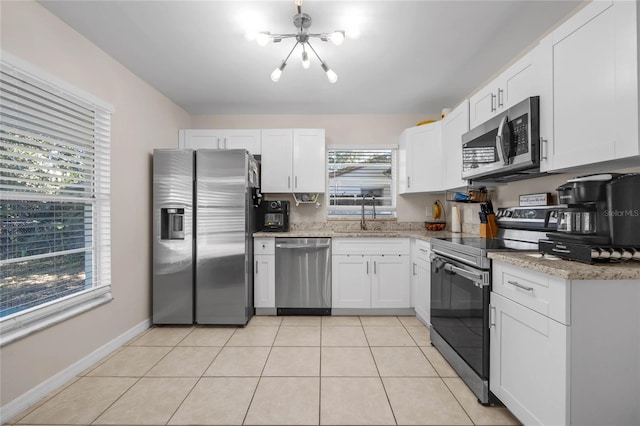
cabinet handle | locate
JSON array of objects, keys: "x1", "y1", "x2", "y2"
[
  {"x1": 255, "y1": 261, "x2": 258, "y2": 274},
  {"x1": 490, "y1": 93, "x2": 496, "y2": 112},
  {"x1": 407, "y1": 176, "x2": 411, "y2": 188},
  {"x1": 374, "y1": 261, "x2": 377, "y2": 274},
  {"x1": 507, "y1": 280, "x2": 534, "y2": 292},
  {"x1": 217, "y1": 137, "x2": 222, "y2": 149},
  {"x1": 223, "y1": 137, "x2": 227, "y2": 149},
  {"x1": 287, "y1": 176, "x2": 291, "y2": 189},
  {"x1": 419, "y1": 248, "x2": 429, "y2": 253},
  {"x1": 540, "y1": 137, "x2": 548, "y2": 160},
  {"x1": 366, "y1": 261, "x2": 369, "y2": 275},
  {"x1": 295, "y1": 176, "x2": 298, "y2": 189},
  {"x1": 412, "y1": 262, "x2": 416, "y2": 276},
  {"x1": 490, "y1": 305, "x2": 496, "y2": 328},
  {"x1": 497, "y1": 88, "x2": 504, "y2": 108}
]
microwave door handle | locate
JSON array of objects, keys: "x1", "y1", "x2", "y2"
[{"x1": 496, "y1": 115, "x2": 510, "y2": 165}]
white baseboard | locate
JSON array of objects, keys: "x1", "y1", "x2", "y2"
[{"x1": 0, "y1": 318, "x2": 150, "y2": 424}]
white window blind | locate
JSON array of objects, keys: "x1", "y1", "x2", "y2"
[
  {"x1": 327, "y1": 148, "x2": 396, "y2": 217},
  {"x1": 0, "y1": 59, "x2": 111, "y2": 344}
]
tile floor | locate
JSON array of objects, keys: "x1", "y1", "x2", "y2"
[{"x1": 8, "y1": 316, "x2": 521, "y2": 426}]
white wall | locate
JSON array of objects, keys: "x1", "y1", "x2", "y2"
[
  {"x1": 191, "y1": 114, "x2": 442, "y2": 222},
  {"x1": 0, "y1": 1, "x2": 190, "y2": 407}
]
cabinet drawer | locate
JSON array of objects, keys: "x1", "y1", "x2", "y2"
[
  {"x1": 254, "y1": 238, "x2": 275, "y2": 255},
  {"x1": 413, "y1": 239, "x2": 431, "y2": 261},
  {"x1": 492, "y1": 262, "x2": 569, "y2": 324},
  {"x1": 332, "y1": 238, "x2": 410, "y2": 255}
]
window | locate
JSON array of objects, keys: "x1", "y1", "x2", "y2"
[
  {"x1": 0, "y1": 57, "x2": 112, "y2": 345},
  {"x1": 327, "y1": 148, "x2": 396, "y2": 218}
]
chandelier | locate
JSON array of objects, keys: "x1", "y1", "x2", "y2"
[{"x1": 247, "y1": 0, "x2": 358, "y2": 83}]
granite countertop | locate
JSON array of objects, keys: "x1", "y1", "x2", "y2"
[
  {"x1": 253, "y1": 229, "x2": 467, "y2": 242},
  {"x1": 488, "y1": 252, "x2": 640, "y2": 281}
]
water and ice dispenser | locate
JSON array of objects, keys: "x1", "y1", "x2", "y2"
[{"x1": 160, "y1": 208, "x2": 185, "y2": 240}]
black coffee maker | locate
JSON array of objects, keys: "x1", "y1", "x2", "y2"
[
  {"x1": 539, "y1": 173, "x2": 640, "y2": 263},
  {"x1": 259, "y1": 200, "x2": 290, "y2": 232}
]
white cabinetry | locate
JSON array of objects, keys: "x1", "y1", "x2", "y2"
[
  {"x1": 411, "y1": 239, "x2": 431, "y2": 325},
  {"x1": 469, "y1": 51, "x2": 539, "y2": 129},
  {"x1": 261, "y1": 129, "x2": 326, "y2": 193},
  {"x1": 253, "y1": 238, "x2": 275, "y2": 309},
  {"x1": 398, "y1": 122, "x2": 442, "y2": 194},
  {"x1": 539, "y1": 0, "x2": 640, "y2": 172},
  {"x1": 490, "y1": 260, "x2": 640, "y2": 426},
  {"x1": 179, "y1": 129, "x2": 261, "y2": 155},
  {"x1": 441, "y1": 100, "x2": 470, "y2": 190},
  {"x1": 332, "y1": 238, "x2": 411, "y2": 309}
]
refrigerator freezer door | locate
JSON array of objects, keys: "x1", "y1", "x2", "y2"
[
  {"x1": 196, "y1": 150, "x2": 253, "y2": 325},
  {"x1": 153, "y1": 149, "x2": 194, "y2": 324}
]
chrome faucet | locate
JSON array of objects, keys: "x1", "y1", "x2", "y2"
[{"x1": 361, "y1": 194, "x2": 377, "y2": 230}]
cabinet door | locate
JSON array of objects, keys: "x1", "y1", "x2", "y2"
[
  {"x1": 332, "y1": 255, "x2": 370, "y2": 308},
  {"x1": 401, "y1": 123, "x2": 442, "y2": 193},
  {"x1": 441, "y1": 100, "x2": 469, "y2": 190},
  {"x1": 502, "y1": 51, "x2": 537, "y2": 110},
  {"x1": 490, "y1": 292, "x2": 568, "y2": 426},
  {"x1": 254, "y1": 254, "x2": 275, "y2": 308},
  {"x1": 413, "y1": 254, "x2": 431, "y2": 324},
  {"x1": 180, "y1": 129, "x2": 223, "y2": 149},
  {"x1": 469, "y1": 84, "x2": 497, "y2": 129},
  {"x1": 261, "y1": 129, "x2": 294, "y2": 193},
  {"x1": 397, "y1": 130, "x2": 410, "y2": 194},
  {"x1": 371, "y1": 255, "x2": 411, "y2": 308},
  {"x1": 222, "y1": 130, "x2": 261, "y2": 155},
  {"x1": 292, "y1": 129, "x2": 326, "y2": 193},
  {"x1": 540, "y1": 0, "x2": 638, "y2": 171}
]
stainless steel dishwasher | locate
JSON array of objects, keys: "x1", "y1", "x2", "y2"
[{"x1": 275, "y1": 238, "x2": 331, "y2": 315}]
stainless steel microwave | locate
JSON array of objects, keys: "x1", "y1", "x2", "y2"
[{"x1": 462, "y1": 96, "x2": 540, "y2": 182}]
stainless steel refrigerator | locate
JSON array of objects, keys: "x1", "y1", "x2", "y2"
[{"x1": 152, "y1": 149, "x2": 259, "y2": 325}]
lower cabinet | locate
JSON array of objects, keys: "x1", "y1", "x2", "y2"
[
  {"x1": 332, "y1": 238, "x2": 411, "y2": 309},
  {"x1": 411, "y1": 240, "x2": 431, "y2": 324},
  {"x1": 490, "y1": 260, "x2": 640, "y2": 426},
  {"x1": 253, "y1": 238, "x2": 275, "y2": 308}
]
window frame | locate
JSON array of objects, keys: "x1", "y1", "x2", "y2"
[
  {"x1": 0, "y1": 52, "x2": 114, "y2": 346},
  {"x1": 326, "y1": 145, "x2": 397, "y2": 219}
]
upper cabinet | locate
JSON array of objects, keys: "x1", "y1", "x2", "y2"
[
  {"x1": 469, "y1": 51, "x2": 539, "y2": 129},
  {"x1": 538, "y1": 0, "x2": 640, "y2": 172},
  {"x1": 398, "y1": 122, "x2": 443, "y2": 194},
  {"x1": 179, "y1": 129, "x2": 261, "y2": 155},
  {"x1": 261, "y1": 129, "x2": 326, "y2": 193},
  {"x1": 441, "y1": 100, "x2": 470, "y2": 190}
]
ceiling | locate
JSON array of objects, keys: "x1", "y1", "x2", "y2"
[{"x1": 39, "y1": 0, "x2": 581, "y2": 115}]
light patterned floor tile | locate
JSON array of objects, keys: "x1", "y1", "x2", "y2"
[
  {"x1": 245, "y1": 377, "x2": 319, "y2": 425},
  {"x1": 280, "y1": 315, "x2": 322, "y2": 326},
  {"x1": 274, "y1": 326, "x2": 321, "y2": 346},
  {"x1": 226, "y1": 325, "x2": 278, "y2": 346},
  {"x1": 320, "y1": 377, "x2": 395, "y2": 425},
  {"x1": 398, "y1": 316, "x2": 424, "y2": 326},
  {"x1": 363, "y1": 325, "x2": 416, "y2": 346},
  {"x1": 383, "y1": 377, "x2": 473, "y2": 425},
  {"x1": 405, "y1": 324, "x2": 431, "y2": 345},
  {"x1": 359, "y1": 315, "x2": 401, "y2": 326},
  {"x1": 146, "y1": 346, "x2": 221, "y2": 377},
  {"x1": 371, "y1": 346, "x2": 438, "y2": 377},
  {"x1": 168, "y1": 377, "x2": 259, "y2": 425},
  {"x1": 129, "y1": 326, "x2": 193, "y2": 346},
  {"x1": 444, "y1": 377, "x2": 521, "y2": 425},
  {"x1": 204, "y1": 346, "x2": 270, "y2": 376},
  {"x1": 87, "y1": 346, "x2": 171, "y2": 377},
  {"x1": 248, "y1": 315, "x2": 283, "y2": 326},
  {"x1": 16, "y1": 377, "x2": 135, "y2": 425},
  {"x1": 420, "y1": 346, "x2": 459, "y2": 377},
  {"x1": 94, "y1": 377, "x2": 196, "y2": 424},
  {"x1": 263, "y1": 346, "x2": 320, "y2": 376},
  {"x1": 321, "y1": 347, "x2": 378, "y2": 377},
  {"x1": 179, "y1": 326, "x2": 236, "y2": 346},
  {"x1": 321, "y1": 326, "x2": 368, "y2": 346},
  {"x1": 321, "y1": 315, "x2": 362, "y2": 326}
]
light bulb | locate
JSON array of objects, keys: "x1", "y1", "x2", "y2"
[
  {"x1": 329, "y1": 31, "x2": 345, "y2": 46},
  {"x1": 345, "y1": 28, "x2": 361, "y2": 40},
  {"x1": 326, "y1": 68, "x2": 338, "y2": 83},
  {"x1": 245, "y1": 31, "x2": 257, "y2": 41},
  {"x1": 271, "y1": 61, "x2": 287, "y2": 83},
  {"x1": 256, "y1": 32, "x2": 271, "y2": 47},
  {"x1": 301, "y1": 50, "x2": 310, "y2": 69}
]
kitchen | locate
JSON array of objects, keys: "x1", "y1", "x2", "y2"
[{"x1": 1, "y1": 1, "x2": 640, "y2": 425}]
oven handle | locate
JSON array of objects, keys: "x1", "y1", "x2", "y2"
[
  {"x1": 431, "y1": 248, "x2": 474, "y2": 267},
  {"x1": 443, "y1": 263, "x2": 488, "y2": 286}
]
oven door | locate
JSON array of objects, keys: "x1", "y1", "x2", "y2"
[{"x1": 430, "y1": 252, "x2": 490, "y2": 381}]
